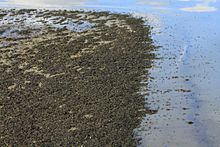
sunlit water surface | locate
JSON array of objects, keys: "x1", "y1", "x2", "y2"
[{"x1": 1, "y1": 0, "x2": 220, "y2": 147}]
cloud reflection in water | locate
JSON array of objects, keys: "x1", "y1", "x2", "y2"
[
  {"x1": 0, "y1": 0, "x2": 218, "y2": 12},
  {"x1": 2, "y1": 0, "x2": 90, "y2": 7},
  {"x1": 180, "y1": 0, "x2": 217, "y2": 12}
]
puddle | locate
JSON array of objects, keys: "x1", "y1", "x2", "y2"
[
  {"x1": 0, "y1": 9, "x2": 94, "y2": 38},
  {"x1": 1, "y1": 0, "x2": 220, "y2": 146}
]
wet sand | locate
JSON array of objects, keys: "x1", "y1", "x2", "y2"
[{"x1": 0, "y1": 9, "x2": 155, "y2": 146}]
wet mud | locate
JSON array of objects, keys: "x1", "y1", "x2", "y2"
[{"x1": 0, "y1": 9, "x2": 156, "y2": 146}]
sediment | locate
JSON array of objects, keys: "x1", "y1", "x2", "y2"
[{"x1": 0, "y1": 9, "x2": 155, "y2": 146}]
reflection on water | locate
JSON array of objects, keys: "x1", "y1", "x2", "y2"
[
  {"x1": 135, "y1": 10, "x2": 220, "y2": 146},
  {"x1": 1, "y1": 0, "x2": 220, "y2": 147},
  {"x1": 0, "y1": 10, "x2": 94, "y2": 39},
  {"x1": 181, "y1": 4, "x2": 216, "y2": 12},
  {"x1": 1, "y1": 0, "x2": 88, "y2": 7},
  {"x1": 137, "y1": 0, "x2": 169, "y2": 7},
  {"x1": 0, "y1": 0, "x2": 218, "y2": 12},
  {"x1": 181, "y1": 0, "x2": 217, "y2": 12}
]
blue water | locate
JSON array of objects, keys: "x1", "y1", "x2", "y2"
[
  {"x1": 1, "y1": 1, "x2": 220, "y2": 147},
  {"x1": 0, "y1": 0, "x2": 219, "y2": 13}
]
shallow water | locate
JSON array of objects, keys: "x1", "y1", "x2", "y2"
[
  {"x1": 0, "y1": 10, "x2": 93, "y2": 38},
  {"x1": 1, "y1": 0, "x2": 220, "y2": 147}
]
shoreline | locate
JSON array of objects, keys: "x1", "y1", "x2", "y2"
[{"x1": 0, "y1": 9, "x2": 156, "y2": 146}]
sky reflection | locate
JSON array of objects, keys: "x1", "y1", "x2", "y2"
[
  {"x1": 180, "y1": 0, "x2": 217, "y2": 12},
  {"x1": 0, "y1": 0, "x2": 218, "y2": 12},
  {"x1": 0, "y1": 0, "x2": 92, "y2": 7}
]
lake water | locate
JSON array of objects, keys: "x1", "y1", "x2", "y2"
[{"x1": 1, "y1": 0, "x2": 220, "y2": 147}]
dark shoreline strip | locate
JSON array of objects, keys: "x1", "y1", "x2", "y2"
[{"x1": 0, "y1": 10, "x2": 155, "y2": 146}]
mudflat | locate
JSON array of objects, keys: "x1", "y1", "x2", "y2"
[{"x1": 0, "y1": 9, "x2": 155, "y2": 146}]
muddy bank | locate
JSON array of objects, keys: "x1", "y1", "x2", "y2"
[{"x1": 0, "y1": 9, "x2": 155, "y2": 146}]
